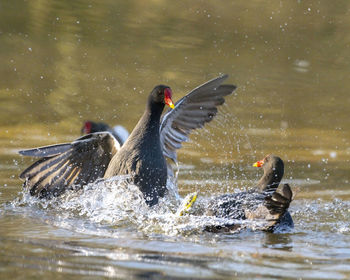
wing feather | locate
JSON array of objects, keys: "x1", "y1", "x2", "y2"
[
  {"x1": 160, "y1": 75, "x2": 236, "y2": 163},
  {"x1": 19, "y1": 132, "x2": 119, "y2": 198},
  {"x1": 19, "y1": 143, "x2": 72, "y2": 157}
]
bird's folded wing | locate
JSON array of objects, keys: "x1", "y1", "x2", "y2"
[
  {"x1": 19, "y1": 132, "x2": 120, "y2": 198},
  {"x1": 264, "y1": 184, "x2": 293, "y2": 215},
  {"x1": 160, "y1": 74, "x2": 237, "y2": 163},
  {"x1": 245, "y1": 184, "x2": 293, "y2": 231}
]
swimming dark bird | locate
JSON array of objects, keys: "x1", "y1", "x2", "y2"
[
  {"x1": 79, "y1": 125, "x2": 293, "y2": 232},
  {"x1": 81, "y1": 121, "x2": 129, "y2": 146},
  {"x1": 19, "y1": 75, "x2": 236, "y2": 206},
  {"x1": 204, "y1": 155, "x2": 293, "y2": 232}
]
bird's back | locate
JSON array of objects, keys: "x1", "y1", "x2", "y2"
[{"x1": 104, "y1": 120, "x2": 167, "y2": 206}]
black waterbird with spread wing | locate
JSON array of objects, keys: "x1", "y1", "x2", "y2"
[{"x1": 19, "y1": 75, "x2": 236, "y2": 206}]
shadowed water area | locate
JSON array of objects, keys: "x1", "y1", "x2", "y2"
[{"x1": 1, "y1": 0, "x2": 350, "y2": 279}]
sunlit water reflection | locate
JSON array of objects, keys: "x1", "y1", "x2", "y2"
[{"x1": 1, "y1": 0, "x2": 350, "y2": 279}]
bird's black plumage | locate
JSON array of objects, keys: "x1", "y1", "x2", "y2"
[
  {"x1": 205, "y1": 155, "x2": 293, "y2": 232},
  {"x1": 19, "y1": 75, "x2": 236, "y2": 206},
  {"x1": 103, "y1": 85, "x2": 170, "y2": 205},
  {"x1": 81, "y1": 121, "x2": 129, "y2": 146}
]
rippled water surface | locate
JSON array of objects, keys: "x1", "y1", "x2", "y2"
[{"x1": 1, "y1": 0, "x2": 350, "y2": 279}]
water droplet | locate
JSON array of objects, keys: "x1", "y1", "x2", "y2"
[{"x1": 330, "y1": 151, "x2": 337, "y2": 158}]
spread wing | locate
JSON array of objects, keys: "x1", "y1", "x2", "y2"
[
  {"x1": 19, "y1": 132, "x2": 120, "y2": 198},
  {"x1": 160, "y1": 74, "x2": 236, "y2": 163}
]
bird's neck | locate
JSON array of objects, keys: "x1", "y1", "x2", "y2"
[
  {"x1": 257, "y1": 170, "x2": 282, "y2": 193},
  {"x1": 143, "y1": 101, "x2": 164, "y2": 131},
  {"x1": 127, "y1": 101, "x2": 164, "y2": 145}
]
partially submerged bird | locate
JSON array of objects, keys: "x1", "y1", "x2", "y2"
[
  {"x1": 202, "y1": 155, "x2": 293, "y2": 232},
  {"x1": 78, "y1": 126, "x2": 294, "y2": 230},
  {"x1": 81, "y1": 121, "x2": 129, "y2": 147},
  {"x1": 19, "y1": 75, "x2": 236, "y2": 206}
]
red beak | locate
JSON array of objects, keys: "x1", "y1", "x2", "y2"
[
  {"x1": 253, "y1": 159, "x2": 264, "y2": 167},
  {"x1": 164, "y1": 88, "x2": 175, "y2": 109}
]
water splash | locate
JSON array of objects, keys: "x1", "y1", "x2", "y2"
[
  {"x1": 10, "y1": 175, "x2": 281, "y2": 237},
  {"x1": 293, "y1": 198, "x2": 350, "y2": 234}
]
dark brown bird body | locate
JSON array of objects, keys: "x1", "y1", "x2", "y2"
[
  {"x1": 104, "y1": 91, "x2": 168, "y2": 205},
  {"x1": 19, "y1": 76, "x2": 236, "y2": 206},
  {"x1": 206, "y1": 155, "x2": 293, "y2": 232}
]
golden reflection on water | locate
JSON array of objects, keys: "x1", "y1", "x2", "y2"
[
  {"x1": 0, "y1": 0, "x2": 349, "y2": 200},
  {"x1": 0, "y1": 0, "x2": 349, "y2": 204},
  {"x1": 1, "y1": 0, "x2": 350, "y2": 278}
]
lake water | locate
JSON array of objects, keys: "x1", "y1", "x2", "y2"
[{"x1": 1, "y1": 0, "x2": 350, "y2": 279}]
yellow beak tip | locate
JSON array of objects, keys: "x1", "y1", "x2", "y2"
[{"x1": 169, "y1": 103, "x2": 175, "y2": 109}]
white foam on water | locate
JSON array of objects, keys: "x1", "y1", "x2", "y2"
[{"x1": 11, "y1": 175, "x2": 275, "y2": 237}]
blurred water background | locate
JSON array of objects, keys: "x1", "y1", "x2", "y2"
[{"x1": 1, "y1": 0, "x2": 350, "y2": 278}]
